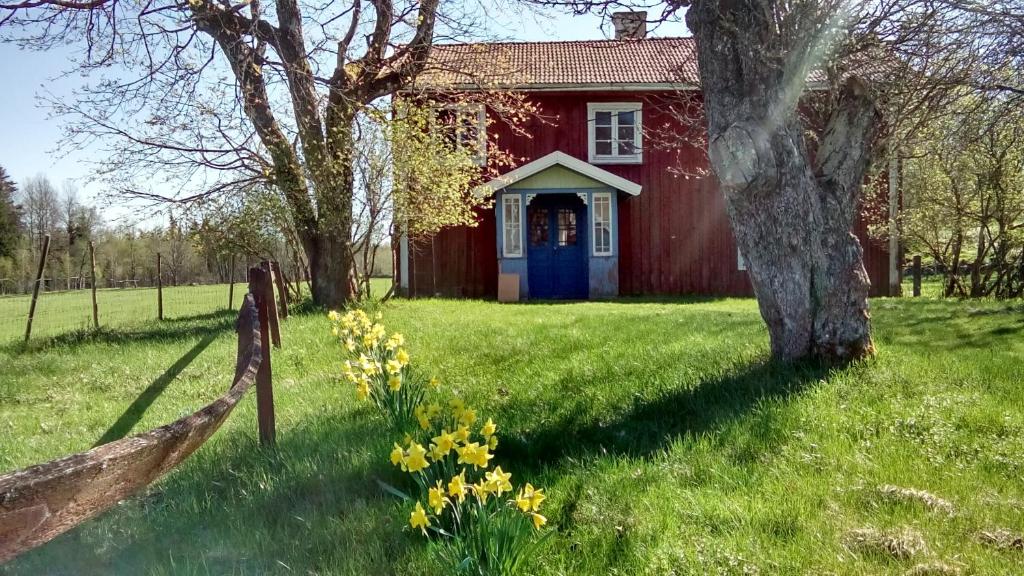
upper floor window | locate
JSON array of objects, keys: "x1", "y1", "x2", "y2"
[
  {"x1": 436, "y1": 103, "x2": 487, "y2": 165},
  {"x1": 587, "y1": 102, "x2": 642, "y2": 164}
]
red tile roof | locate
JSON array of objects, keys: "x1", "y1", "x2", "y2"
[{"x1": 415, "y1": 37, "x2": 701, "y2": 90}]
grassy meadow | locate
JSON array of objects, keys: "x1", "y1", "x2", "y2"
[
  {"x1": 1, "y1": 292, "x2": 1022, "y2": 574},
  {"x1": 0, "y1": 284, "x2": 236, "y2": 342}
]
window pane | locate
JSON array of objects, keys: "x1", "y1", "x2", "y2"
[
  {"x1": 557, "y1": 209, "x2": 577, "y2": 246},
  {"x1": 595, "y1": 140, "x2": 612, "y2": 156},
  {"x1": 597, "y1": 224, "x2": 611, "y2": 253},
  {"x1": 617, "y1": 110, "x2": 635, "y2": 125},
  {"x1": 529, "y1": 209, "x2": 549, "y2": 246},
  {"x1": 504, "y1": 197, "x2": 521, "y2": 256},
  {"x1": 593, "y1": 194, "x2": 612, "y2": 255},
  {"x1": 595, "y1": 111, "x2": 612, "y2": 126},
  {"x1": 595, "y1": 126, "x2": 612, "y2": 141},
  {"x1": 617, "y1": 126, "x2": 635, "y2": 142},
  {"x1": 618, "y1": 140, "x2": 636, "y2": 155}
]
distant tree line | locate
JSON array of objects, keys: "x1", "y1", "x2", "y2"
[{"x1": 0, "y1": 168, "x2": 392, "y2": 295}]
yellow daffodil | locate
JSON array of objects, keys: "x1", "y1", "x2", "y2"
[
  {"x1": 414, "y1": 405, "x2": 431, "y2": 430},
  {"x1": 448, "y1": 471, "x2": 468, "y2": 503},
  {"x1": 385, "y1": 359, "x2": 403, "y2": 375},
  {"x1": 454, "y1": 425, "x2": 470, "y2": 443},
  {"x1": 428, "y1": 376, "x2": 440, "y2": 389},
  {"x1": 431, "y1": 429, "x2": 456, "y2": 457},
  {"x1": 480, "y1": 418, "x2": 497, "y2": 438},
  {"x1": 396, "y1": 348, "x2": 410, "y2": 366},
  {"x1": 409, "y1": 502, "x2": 430, "y2": 534},
  {"x1": 342, "y1": 363, "x2": 358, "y2": 383},
  {"x1": 425, "y1": 402, "x2": 442, "y2": 419},
  {"x1": 456, "y1": 442, "x2": 493, "y2": 469},
  {"x1": 358, "y1": 354, "x2": 375, "y2": 374},
  {"x1": 515, "y1": 491, "x2": 531, "y2": 512},
  {"x1": 328, "y1": 310, "x2": 340, "y2": 321},
  {"x1": 516, "y1": 483, "x2": 545, "y2": 512},
  {"x1": 428, "y1": 481, "x2": 446, "y2": 514},
  {"x1": 344, "y1": 338, "x2": 356, "y2": 352},
  {"x1": 331, "y1": 326, "x2": 339, "y2": 337},
  {"x1": 385, "y1": 333, "x2": 404, "y2": 350},
  {"x1": 473, "y1": 479, "x2": 492, "y2": 504},
  {"x1": 390, "y1": 443, "x2": 406, "y2": 469},
  {"x1": 356, "y1": 381, "x2": 369, "y2": 401},
  {"x1": 487, "y1": 435, "x2": 499, "y2": 450},
  {"x1": 388, "y1": 374, "x2": 402, "y2": 391},
  {"x1": 485, "y1": 466, "x2": 512, "y2": 496},
  {"x1": 405, "y1": 442, "x2": 429, "y2": 473},
  {"x1": 449, "y1": 398, "x2": 465, "y2": 415},
  {"x1": 531, "y1": 512, "x2": 547, "y2": 530},
  {"x1": 458, "y1": 407, "x2": 477, "y2": 427}
]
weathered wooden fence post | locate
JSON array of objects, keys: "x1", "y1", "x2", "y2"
[
  {"x1": 90, "y1": 241, "x2": 99, "y2": 329},
  {"x1": 249, "y1": 266, "x2": 276, "y2": 446},
  {"x1": 912, "y1": 255, "x2": 922, "y2": 297},
  {"x1": 261, "y1": 261, "x2": 282, "y2": 348},
  {"x1": 271, "y1": 260, "x2": 289, "y2": 319},
  {"x1": 157, "y1": 252, "x2": 164, "y2": 320},
  {"x1": 228, "y1": 254, "x2": 236, "y2": 310},
  {"x1": 24, "y1": 234, "x2": 51, "y2": 342}
]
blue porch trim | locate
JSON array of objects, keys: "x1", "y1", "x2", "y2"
[{"x1": 496, "y1": 187, "x2": 621, "y2": 300}]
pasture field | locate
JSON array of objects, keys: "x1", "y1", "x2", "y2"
[
  {"x1": 1, "y1": 293, "x2": 1022, "y2": 575},
  {"x1": 0, "y1": 284, "x2": 234, "y2": 342}
]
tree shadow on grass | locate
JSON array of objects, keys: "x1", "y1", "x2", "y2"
[
  {"x1": 3, "y1": 406, "x2": 418, "y2": 576},
  {"x1": 499, "y1": 359, "x2": 832, "y2": 474},
  {"x1": 92, "y1": 330, "x2": 221, "y2": 447}
]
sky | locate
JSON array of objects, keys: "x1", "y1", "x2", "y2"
[{"x1": 0, "y1": 6, "x2": 688, "y2": 226}]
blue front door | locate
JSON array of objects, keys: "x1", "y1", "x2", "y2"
[{"x1": 527, "y1": 194, "x2": 588, "y2": 299}]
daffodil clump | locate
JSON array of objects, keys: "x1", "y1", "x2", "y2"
[
  {"x1": 328, "y1": 308, "x2": 548, "y2": 575},
  {"x1": 329, "y1": 309, "x2": 427, "y2": 429},
  {"x1": 391, "y1": 400, "x2": 549, "y2": 575}
]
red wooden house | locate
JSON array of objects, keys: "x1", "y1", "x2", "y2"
[{"x1": 399, "y1": 16, "x2": 894, "y2": 300}]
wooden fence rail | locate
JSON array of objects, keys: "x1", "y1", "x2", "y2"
[{"x1": 0, "y1": 287, "x2": 268, "y2": 564}]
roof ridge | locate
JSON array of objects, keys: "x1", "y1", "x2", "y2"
[{"x1": 431, "y1": 36, "x2": 693, "y2": 48}]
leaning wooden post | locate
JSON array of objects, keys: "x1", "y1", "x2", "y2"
[
  {"x1": 248, "y1": 266, "x2": 276, "y2": 446},
  {"x1": 156, "y1": 252, "x2": 164, "y2": 320},
  {"x1": 260, "y1": 261, "x2": 282, "y2": 348},
  {"x1": 89, "y1": 241, "x2": 99, "y2": 329},
  {"x1": 228, "y1": 254, "x2": 236, "y2": 310},
  {"x1": 270, "y1": 260, "x2": 289, "y2": 319},
  {"x1": 24, "y1": 234, "x2": 51, "y2": 342},
  {"x1": 912, "y1": 255, "x2": 922, "y2": 297}
]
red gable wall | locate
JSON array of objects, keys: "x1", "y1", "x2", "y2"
[{"x1": 404, "y1": 90, "x2": 891, "y2": 298}]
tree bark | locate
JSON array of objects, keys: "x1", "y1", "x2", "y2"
[{"x1": 688, "y1": 0, "x2": 879, "y2": 362}]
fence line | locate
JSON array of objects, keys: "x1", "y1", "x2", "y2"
[
  {"x1": 0, "y1": 246, "x2": 305, "y2": 343},
  {"x1": 0, "y1": 262, "x2": 284, "y2": 563}
]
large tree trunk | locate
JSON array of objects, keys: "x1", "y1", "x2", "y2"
[{"x1": 688, "y1": 0, "x2": 879, "y2": 363}]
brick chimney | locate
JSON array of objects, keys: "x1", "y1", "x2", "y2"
[{"x1": 611, "y1": 11, "x2": 647, "y2": 40}]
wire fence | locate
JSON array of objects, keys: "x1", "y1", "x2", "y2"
[{"x1": 0, "y1": 244, "x2": 272, "y2": 343}]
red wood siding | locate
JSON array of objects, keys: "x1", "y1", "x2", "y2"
[
  {"x1": 408, "y1": 90, "x2": 891, "y2": 298},
  {"x1": 407, "y1": 207, "x2": 497, "y2": 298}
]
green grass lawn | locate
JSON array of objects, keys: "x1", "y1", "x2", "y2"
[{"x1": 1, "y1": 294, "x2": 1022, "y2": 574}]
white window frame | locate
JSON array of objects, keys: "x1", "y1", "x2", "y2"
[
  {"x1": 592, "y1": 192, "x2": 613, "y2": 256},
  {"x1": 587, "y1": 102, "x2": 643, "y2": 165},
  {"x1": 737, "y1": 248, "x2": 747, "y2": 271},
  {"x1": 502, "y1": 194, "x2": 523, "y2": 258},
  {"x1": 437, "y1": 103, "x2": 487, "y2": 166}
]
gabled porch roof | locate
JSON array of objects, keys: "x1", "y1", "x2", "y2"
[{"x1": 479, "y1": 151, "x2": 643, "y2": 196}]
